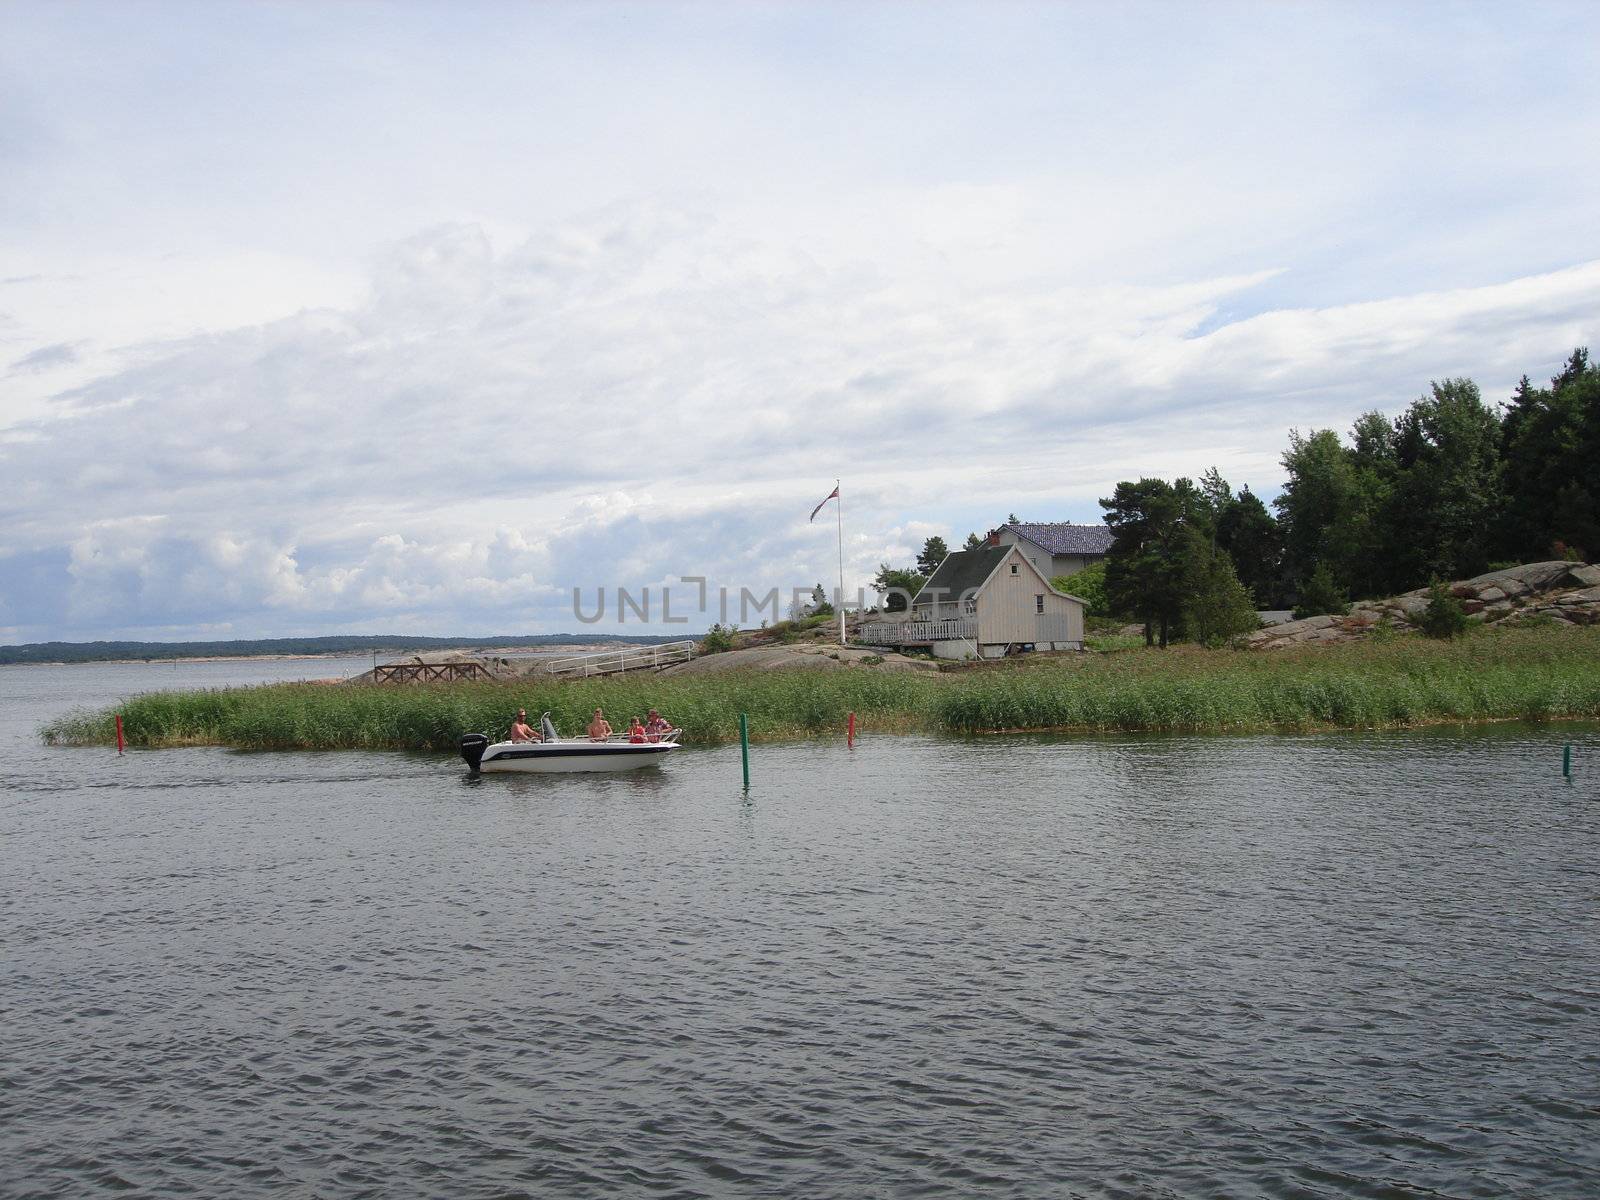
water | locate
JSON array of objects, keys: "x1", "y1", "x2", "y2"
[{"x1": 2, "y1": 660, "x2": 1597, "y2": 1198}]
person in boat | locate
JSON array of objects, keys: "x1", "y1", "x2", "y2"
[
  {"x1": 508, "y1": 709, "x2": 541, "y2": 743},
  {"x1": 627, "y1": 717, "x2": 647, "y2": 744},
  {"x1": 643, "y1": 709, "x2": 675, "y2": 742},
  {"x1": 586, "y1": 708, "x2": 613, "y2": 742}
]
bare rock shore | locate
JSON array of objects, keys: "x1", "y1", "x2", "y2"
[{"x1": 1246, "y1": 560, "x2": 1600, "y2": 651}]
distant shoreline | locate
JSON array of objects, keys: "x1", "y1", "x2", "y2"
[
  {"x1": 5, "y1": 647, "x2": 631, "y2": 668},
  {"x1": 0, "y1": 634, "x2": 691, "y2": 667}
]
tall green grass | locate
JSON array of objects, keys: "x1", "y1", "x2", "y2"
[{"x1": 42, "y1": 626, "x2": 1600, "y2": 750}]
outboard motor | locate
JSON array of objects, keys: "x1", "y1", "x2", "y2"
[
  {"x1": 541, "y1": 712, "x2": 560, "y2": 743},
  {"x1": 459, "y1": 732, "x2": 490, "y2": 772}
]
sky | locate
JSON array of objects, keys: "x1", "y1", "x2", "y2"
[{"x1": 2, "y1": 1, "x2": 1597, "y2": 641}]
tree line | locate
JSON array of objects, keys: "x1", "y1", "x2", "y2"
[
  {"x1": 0, "y1": 632, "x2": 686, "y2": 665},
  {"x1": 1102, "y1": 347, "x2": 1599, "y2": 642},
  {"x1": 873, "y1": 348, "x2": 1598, "y2": 644}
]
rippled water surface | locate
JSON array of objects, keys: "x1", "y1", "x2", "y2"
[{"x1": 3, "y1": 659, "x2": 1598, "y2": 1198}]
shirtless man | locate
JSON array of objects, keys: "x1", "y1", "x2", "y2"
[
  {"x1": 508, "y1": 709, "x2": 541, "y2": 743},
  {"x1": 586, "y1": 708, "x2": 613, "y2": 742}
]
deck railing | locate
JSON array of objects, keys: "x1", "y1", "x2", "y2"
[
  {"x1": 371, "y1": 661, "x2": 496, "y2": 685},
  {"x1": 542, "y1": 640, "x2": 696, "y2": 678},
  {"x1": 856, "y1": 617, "x2": 977, "y2": 646}
]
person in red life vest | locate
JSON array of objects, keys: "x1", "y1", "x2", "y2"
[
  {"x1": 627, "y1": 717, "x2": 647, "y2": 743},
  {"x1": 643, "y1": 709, "x2": 675, "y2": 742}
]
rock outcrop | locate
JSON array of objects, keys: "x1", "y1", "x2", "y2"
[{"x1": 1245, "y1": 561, "x2": 1600, "y2": 651}]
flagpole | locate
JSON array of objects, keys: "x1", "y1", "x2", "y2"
[{"x1": 835, "y1": 479, "x2": 846, "y2": 646}]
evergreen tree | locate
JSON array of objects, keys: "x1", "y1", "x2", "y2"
[
  {"x1": 1101, "y1": 477, "x2": 1198, "y2": 647},
  {"x1": 1495, "y1": 349, "x2": 1599, "y2": 561},
  {"x1": 1275, "y1": 429, "x2": 1369, "y2": 596},
  {"x1": 1182, "y1": 527, "x2": 1260, "y2": 647},
  {"x1": 1293, "y1": 563, "x2": 1349, "y2": 619},
  {"x1": 1216, "y1": 487, "x2": 1283, "y2": 607},
  {"x1": 916, "y1": 536, "x2": 950, "y2": 575},
  {"x1": 1384, "y1": 379, "x2": 1501, "y2": 585},
  {"x1": 963, "y1": 532, "x2": 983, "y2": 551},
  {"x1": 1198, "y1": 467, "x2": 1232, "y2": 527}
]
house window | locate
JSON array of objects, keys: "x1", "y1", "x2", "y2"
[
  {"x1": 1010, "y1": 564, "x2": 1019, "y2": 575},
  {"x1": 964, "y1": 598, "x2": 977, "y2": 615},
  {"x1": 1035, "y1": 594, "x2": 1045, "y2": 613}
]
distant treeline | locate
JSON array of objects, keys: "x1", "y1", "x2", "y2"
[{"x1": 0, "y1": 633, "x2": 686, "y2": 665}]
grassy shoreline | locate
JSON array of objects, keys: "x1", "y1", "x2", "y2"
[{"x1": 42, "y1": 627, "x2": 1600, "y2": 751}]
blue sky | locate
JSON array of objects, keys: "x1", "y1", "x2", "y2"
[{"x1": 2, "y1": 1, "x2": 1597, "y2": 640}]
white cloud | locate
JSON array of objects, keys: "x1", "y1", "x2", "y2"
[
  {"x1": 3, "y1": 4, "x2": 1598, "y2": 639},
  {"x1": 2, "y1": 206, "x2": 1596, "y2": 640}
]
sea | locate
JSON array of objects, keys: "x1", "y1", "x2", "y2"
[{"x1": 2, "y1": 657, "x2": 1597, "y2": 1198}]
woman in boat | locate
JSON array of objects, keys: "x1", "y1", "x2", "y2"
[
  {"x1": 627, "y1": 717, "x2": 647, "y2": 743},
  {"x1": 586, "y1": 708, "x2": 613, "y2": 742}
]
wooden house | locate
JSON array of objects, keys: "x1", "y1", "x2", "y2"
[{"x1": 858, "y1": 544, "x2": 1086, "y2": 659}]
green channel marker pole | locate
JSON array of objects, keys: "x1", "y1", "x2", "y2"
[
  {"x1": 740, "y1": 713, "x2": 750, "y2": 790},
  {"x1": 1564, "y1": 744, "x2": 1571, "y2": 779}
]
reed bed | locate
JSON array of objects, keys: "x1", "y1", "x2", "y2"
[{"x1": 43, "y1": 626, "x2": 1600, "y2": 751}]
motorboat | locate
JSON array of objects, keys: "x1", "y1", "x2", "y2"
[{"x1": 459, "y1": 713, "x2": 680, "y2": 774}]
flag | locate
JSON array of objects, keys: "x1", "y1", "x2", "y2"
[{"x1": 809, "y1": 485, "x2": 840, "y2": 523}]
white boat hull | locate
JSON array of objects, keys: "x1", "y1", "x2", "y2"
[{"x1": 462, "y1": 733, "x2": 678, "y2": 774}]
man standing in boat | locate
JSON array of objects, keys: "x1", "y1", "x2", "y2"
[{"x1": 586, "y1": 708, "x2": 613, "y2": 741}]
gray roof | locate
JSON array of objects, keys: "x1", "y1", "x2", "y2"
[
  {"x1": 1004, "y1": 522, "x2": 1114, "y2": 556},
  {"x1": 910, "y1": 545, "x2": 1011, "y2": 607}
]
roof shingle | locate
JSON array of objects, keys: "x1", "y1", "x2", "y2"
[{"x1": 1003, "y1": 522, "x2": 1114, "y2": 556}]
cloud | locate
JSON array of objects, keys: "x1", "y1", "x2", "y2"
[
  {"x1": 1, "y1": 204, "x2": 1596, "y2": 641},
  {"x1": 9, "y1": 341, "x2": 78, "y2": 373}
]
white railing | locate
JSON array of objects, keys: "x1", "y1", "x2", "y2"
[
  {"x1": 542, "y1": 640, "x2": 696, "y2": 678},
  {"x1": 856, "y1": 617, "x2": 977, "y2": 645}
]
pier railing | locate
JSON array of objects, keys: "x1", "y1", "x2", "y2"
[
  {"x1": 856, "y1": 617, "x2": 977, "y2": 646},
  {"x1": 542, "y1": 640, "x2": 696, "y2": 678},
  {"x1": 372, "y1": 661, "x2": 496, "y2": 685}
]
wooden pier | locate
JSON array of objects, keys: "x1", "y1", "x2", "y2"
[{"x1": 370, "y1": 661, "x2": 496, "y2": 685}]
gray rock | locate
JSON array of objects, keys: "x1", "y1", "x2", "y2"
[
  {"x1": 1557, "y1": 586, "x2": 1600, "y2": 606},
  {"x1": 1512, "y1": 560, "x2": 1581, "y2": 591},
  {"x1": 1565, "y1": 564, "x2": 1600, "y2": 588}
]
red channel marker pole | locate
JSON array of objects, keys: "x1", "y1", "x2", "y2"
[
  {"x1": 115, "y1": 714, "x2": 124, "y2": 755},
  {"x1": 847, "y1": 711, "x2": 855, "y2": 748}
]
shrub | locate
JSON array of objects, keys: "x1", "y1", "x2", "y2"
[
  {"x1": 1052, "y1": 562, "x2": 1110, "y2": 617},
  {"x1": 1418, "y1": 579, "x2": 1469, "y2": 639},
  {"x1": 700, "y1": 623, "x2": 738, "y2": 653},
  {"x1": 1182, "y1": 531, "x2": 1260, "y2": 648},
  {"x1": 1293, "y1": 563, "x2": 1349, "y2": 619}
]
